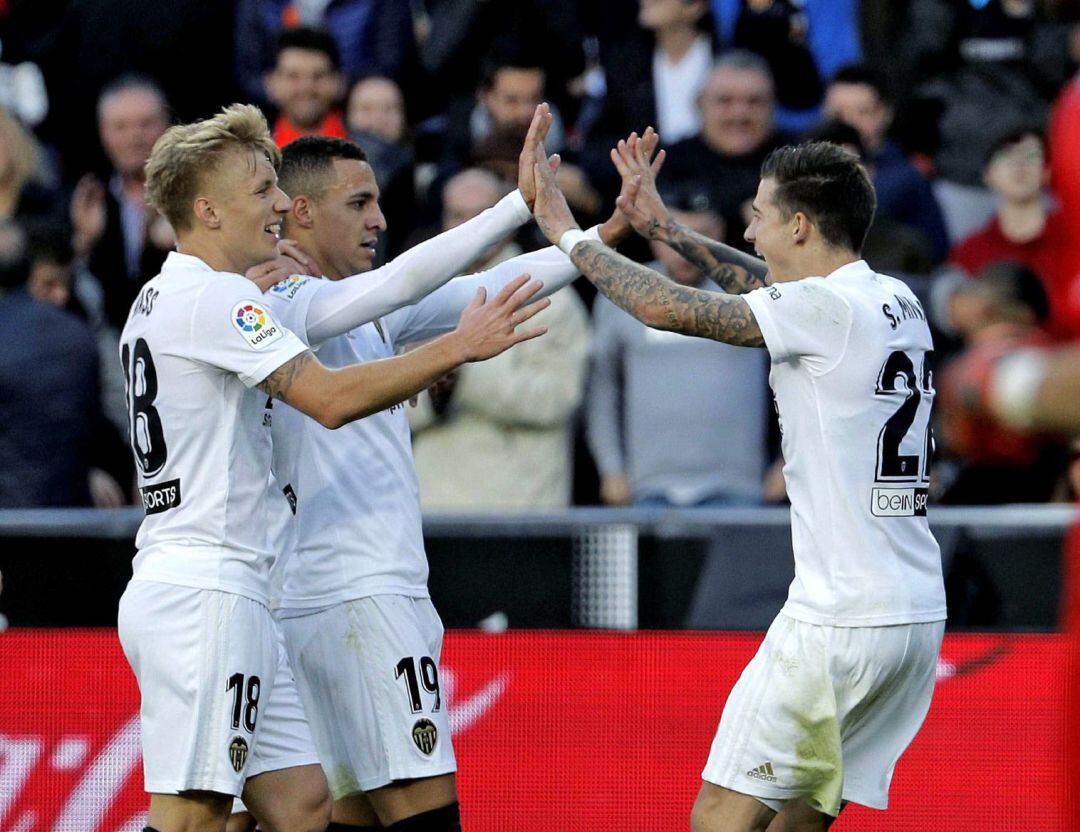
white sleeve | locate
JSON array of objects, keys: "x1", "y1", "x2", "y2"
[
  {"x1": 743, "y1": 277, "x2": 852, "y2": 374},
  {"x1": 385, "y1": 240, "x2": 587, "y2": 345},
  {"x1": 301, "y1": 189, "x2": 532, "y2": 345},
  {"x1": 187, "y1": 275, "x2": 308, "y2": 387}
]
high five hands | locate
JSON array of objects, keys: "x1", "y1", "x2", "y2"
[
  {"x1": 526, "y1": 102, "x2": 668, "y2": 249},
  {"x1": 610, "y1": 127, "x2": 671, "y2": 241}
]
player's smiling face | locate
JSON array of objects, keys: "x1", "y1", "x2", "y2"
[
  {"x1": 745, "y1": 177, "x2": 796, "y2": 282},
  {"x1": 212, "y1": 147, "x2": 291, "y2": 271},
  {"x1": 308, "y1": 158, "x2": 386, "y2": 280}
]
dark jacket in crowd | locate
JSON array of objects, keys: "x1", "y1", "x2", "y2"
[
  {"x1": 871, "y1": 140, "x2": 949, "y2": 262},
  {"x1": 0, "y1": 289, "x2": 101, "y2": 507},
  {"x1": 87, "y1": 188, "x2": 169, "y2": 331}
]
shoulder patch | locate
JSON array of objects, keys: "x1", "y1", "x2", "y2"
[
  {"x1": 231, "y1": 302, "x2": 286, "y2": 350},
  {"x1": 268, "y1": 274, "x2": 313, "y2": 301}
]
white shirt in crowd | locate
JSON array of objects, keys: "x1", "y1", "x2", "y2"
[{"x1": 652, "y1": 34, "x2": 713, "y2": 144}]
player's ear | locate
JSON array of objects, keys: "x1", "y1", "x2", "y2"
[
  {"x1": 193, "y1": 196, "x2": 221, "y2": 229},
  {"x1": 291, "y1": 195, "x2": 316, "y2": 229},
  {"x1": 792, "y1": 211, "x2": 812, "y2": 244}
]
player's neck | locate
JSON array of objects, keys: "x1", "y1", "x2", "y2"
[
  {"x1": 778, "y1": 248, "x2": 860, "y2": 282},
  {"x1": 174, "y1": 235, "x2": 249, "y2": 275}
]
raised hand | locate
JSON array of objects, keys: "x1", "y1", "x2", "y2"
[
  {"x1": 531, "y1": 138, "x2": 580, "y2": 246},
  {"x1": 246, "y1": 254, "x2": 309, "y2": 292},
  {"x1": 519, "y1": 103, "x2": 561, "y2": 209},
  {"x1": 454, "y1": 273, "x2": 551, "y2": 361},
  {"x1": 274, "y1": 238, "x2": 319, "y2": 276},
  {"x1": 609, "y1": 127, "x2": 671, "y2": 241},
  {"x1": 245, "y1": 239, "x2": 319, "y2": 292},
  {"x1": 70, "y1": 174, "x2": 107, "y2": 257}
]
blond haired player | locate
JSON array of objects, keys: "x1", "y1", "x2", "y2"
[
  {"x1": 117, "y1": 103, "x2": 550, "y2": 832},
  {"x1": 531, "y1": 125, "x2": 946, "y2": 831}
]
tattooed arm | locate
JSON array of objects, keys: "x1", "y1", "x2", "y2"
[
  {"x1": 531, "y1": 134, "x2": 763, "y2": 347},
  {"x1": 609, "y1": 128, "x2": 768, "y2": 295},
  {"x1": 569, "y1": 240, "x2": 764, "y2": 347},
  {"x1": 648, "y1": 218, "x2": 768, "y2": 295}
]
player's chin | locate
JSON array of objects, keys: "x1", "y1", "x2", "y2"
[{"x1": 352, "y1": 244, "x2": 377, "y2": 271}]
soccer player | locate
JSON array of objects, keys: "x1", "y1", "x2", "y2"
[
  {"x1": 117, "y1": 103, "x2": 550, "y2": 832},
  {"x1": 531, "y1": 126, "x2": 946, "y2": 831},
  {"x1": 230, "y1": 124, "x2": 641, "y2": 831}
]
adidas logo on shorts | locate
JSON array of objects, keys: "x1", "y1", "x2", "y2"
[{"x1": 747, "y1": 762, "x2": 778, "y2": 782}]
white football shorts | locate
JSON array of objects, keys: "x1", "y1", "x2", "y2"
[
  {"x1": 279, "y1": 595, "x2": 456, "y2": 799},
  {"x1": 118, "y1": 580, "x2": 318, "y2": 796},
  {"x1": 701, "y1": 612, "x2": 944, "y2": 817}
]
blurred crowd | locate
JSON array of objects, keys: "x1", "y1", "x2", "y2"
[{"x1": 1, "y1": 0, "x2": 1080, "y2": 511}]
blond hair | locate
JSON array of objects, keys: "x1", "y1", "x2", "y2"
[
  {"x1": 0, "y1": 107, "x2": 45, "y2": 193},
  {"x1": 145, "y1": 103, "x2": 281, "y2": 234}
]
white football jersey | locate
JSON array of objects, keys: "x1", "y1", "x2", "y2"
[
  {"x1": 119, "y1": 252, "x2": 308, "y2": 604},
  {"x1": 743, "y1": 260, "x2": 946, "y2": 626},
  {"x1": 263, "y1": 246, "x2": 584, "y2": 611}
]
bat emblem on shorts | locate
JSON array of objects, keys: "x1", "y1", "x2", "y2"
[
  {"x1": 412, "y1": 718, "x2": 438, "y2": 755},
  {"x1": 229, "y1": 736, "x2": 249, "y2": 772}
]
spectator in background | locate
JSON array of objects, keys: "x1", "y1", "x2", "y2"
[
  {"x1": 23, "y1": 220, "x2": 128, "y2": 436},
  {"x1": 443, "y1": 50, "x2": 566, "y2": 183},
  {"x1": 421, "y1": 0, "x2": 585, "y2": 125},
  {"x1": 0, "y1": 107, "x2": 57, "y2": 223},
  {"x1": 0, "y1": 222, "x2": 127, "y2": 509},
  {"x1": 937, "y1": 262, "x2": 1065, "y2": 504},
  {"x1": 588, "y1": 0, "x2": 716, "y2": 151},
  {"x1": 35, "y1": 0, "x2": 236, "y2": 178},
  {"x1": 1050, "y1": 70, "x2": 1080, "y2": 323},
  {"x1": 408, "y1": 168, "x2": 589, "y2": 510},
  {"x1": 949, "y1": 128, "x2": 1076, "y2": 340},
  {"x1": 70, "y1": 76, "x2": 172, "y2": 330},
  {"x1": 587, "y1": 199, "x2": 769, "y2": 507},
  {"x1": 823, "y1": 65, "x2": 949, "y2": 262},
  {"x1": 710, "y1": 0, "x2": 861, "y2": 133},
  {"x1": 265, "y1": 27, "x2": 347, "y2": 147},
  {"x1": 346, "y1": 75, "x2": 416, "y2": 258},
  {"x1": 660, "y1": 50, "x2": 786, "y2": 250},
  {"x1": 901, "y1": 0, "x2": 1073, "y2": 241},
  {"x1": 235, "y1": 0, "x2": 417, "y2": 108},
  {"x1": 439, "y1": 50, "x2": 604, "y2": 231}
]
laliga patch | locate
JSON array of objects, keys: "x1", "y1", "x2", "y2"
[
  {"x1": 268, "y1": 274, "x2": 312, "y2": 301},
  {"x1": 412, "y1": 718, "x2": 438, "y2": 755},
  {"x1": 231, "y1": 302, "x2": 285, "y2": 350}
]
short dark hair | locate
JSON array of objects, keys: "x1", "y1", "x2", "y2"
[
  {"x1": 974, "y1": 261, "x2": 1050, "y2": 323},
  {"x1": 479, "y1": 40, "x2": 545, "y2": 89},
  {"x1": 275, "y1": 26, "x2": 341, "y2": 71},
  {"x1": 759, "y1": 141, "x2": 877, "y2": 253},
  {"x1": 279, "y1": 135, "x2": 368, "y2": 199},
  {"x1": 25, "y1": 221, "x2": 74, "y2": 267},
  {"x1": 984, "y1": 126, "x2": 1045, "y2": 168},
  {"x1": 803, "y1": 119, "x2": 866, "y2": 159},
  {"x1": 828, "y1": 64, "x2": 890, "y2": 103},
  {"x1": 98, "y1": 73, "x2": 169, "y2": 120}
]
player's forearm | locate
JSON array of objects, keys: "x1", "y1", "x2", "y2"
[
  {"x1": 261, "y1": 340, "x2": 468, "y2": 429},
  {"x1": 322, "y1": 335, "x2": 469, "y2": 428},
  {"x1": 568, "y1": 240, "x2": 764, "y2": 346},
  {"x1": 304, "y1": 190, "x2": 532, "y2": 343},
  {"x1": 652, "y1": 218, "x2": 768, "y2": 294}
]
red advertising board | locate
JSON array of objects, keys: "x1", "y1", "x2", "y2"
[{"x1": 0, "y1": 630, "x2": 1069, "y2": 831}]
